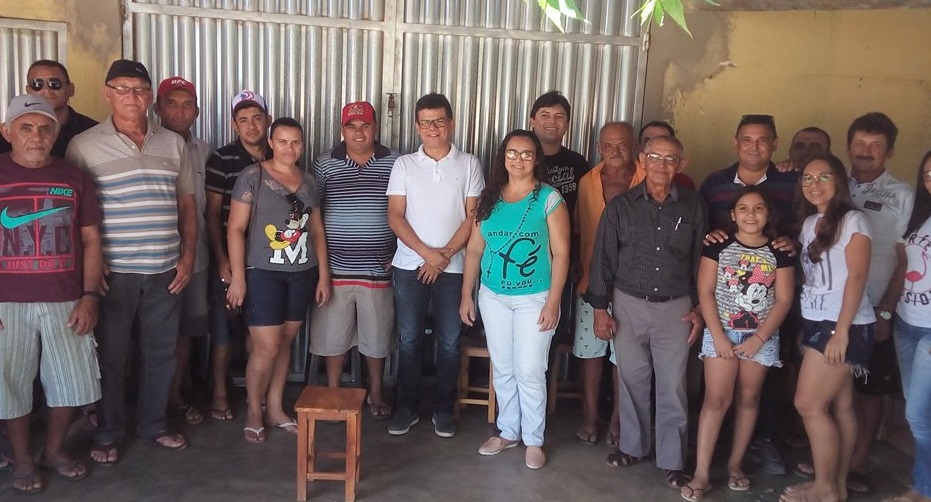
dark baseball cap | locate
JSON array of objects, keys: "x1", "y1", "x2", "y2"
[{"x1": 105, "y1": 59, "x2": 151, "y2": 84}]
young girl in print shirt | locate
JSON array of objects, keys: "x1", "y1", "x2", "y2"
[{"x1": 682, "y1": 186, "x2": 794, "y2": 501}]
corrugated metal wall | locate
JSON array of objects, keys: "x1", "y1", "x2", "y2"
[
  {"x1": 0, "y1": 19, "x2": 68, "y2": 122},
  {"x1": 125, "y1": 0, "x2": 646, "y2": 166}
]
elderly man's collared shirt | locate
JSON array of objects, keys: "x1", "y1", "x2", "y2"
[{"x1": 586, "y1": 182, "x2": 707, "y2": 309}]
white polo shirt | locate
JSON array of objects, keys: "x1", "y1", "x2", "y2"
[
  {"x1": 386, "y1": 144, "x2": 484, "y2": 273},
  {"x1": 849, "y1": 169, "x2": 914, "y2": 305}
]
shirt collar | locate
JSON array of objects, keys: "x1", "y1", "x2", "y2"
[
  {"x1": 634, "y1": 180, "x2": 679, "y2": 202},
  {"x1": 415, "y1": 143, "x2": 459, "y2": 162},
  {"x1": 330, "y1": 141, "x2": 392, "y2": 163},
  {"x1": 850, "y1": 168, "x2": 890, "y2": 187},
  {"x1": 731, "y1": 162, "x2": 774, "y2": 186}
]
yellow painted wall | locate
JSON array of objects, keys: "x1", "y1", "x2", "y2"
[
  {"x1": 0, "y1": 0, "x2": 121, "y2": 121},
  {"x1": 643, "y1": 8, "x2": 931, "y2": 185}
]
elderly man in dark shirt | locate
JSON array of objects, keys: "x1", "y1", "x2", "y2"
[{"x1": 589, "y1": 135, "x2": 706, "y2": 488}]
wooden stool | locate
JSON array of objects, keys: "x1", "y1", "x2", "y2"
[
  {"x1": 454, "y1": 335, "x2": 496, "y2": 423},
  {"x1": 547, "y1": 342, "x2": 582, "y2": 414},
  {"x1": 295, "y1": 386, "x2": 367, "y2": 502}
]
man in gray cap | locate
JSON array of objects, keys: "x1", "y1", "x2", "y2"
[
  {"x1": 0, "y1": 94, "x2": 103, "y2": 494},
  {"x1": 66, "y1": 59, "x2": 197, "y2": 466}
]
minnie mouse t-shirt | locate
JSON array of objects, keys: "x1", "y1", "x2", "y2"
[
  {"x1": 231, "y1": 164, "x2": 320, "y2": 271},
  {"x1": 703, "y1": 237, "x2": 793, "y2": 332}
]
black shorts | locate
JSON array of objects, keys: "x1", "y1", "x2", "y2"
[
  {"x1": 853, "y1": 337, "x2": 901, "y2": 395},
  {"x1": 800, "y1": 318, "x2": 875, "y2": 369}
]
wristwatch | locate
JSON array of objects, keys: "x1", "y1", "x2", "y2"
[{"x1": 875, "y1": 308, "x2": 892, "y2": 321}]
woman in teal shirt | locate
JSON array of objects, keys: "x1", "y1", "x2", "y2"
[{"x1": 460, "y1": 129, "x2": 570, "y2": 469}]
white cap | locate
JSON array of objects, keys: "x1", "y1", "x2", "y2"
[{"x1": 5, "y1": 94, "x2": 57, "y2": 127}]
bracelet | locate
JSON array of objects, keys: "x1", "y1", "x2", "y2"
[{"x1": 754, "y1": 333, "x2": 766, "y2": 345}]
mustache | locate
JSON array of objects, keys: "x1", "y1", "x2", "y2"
[{"x1": 855, "y1": 155, "x2": 875, "y2": 161}]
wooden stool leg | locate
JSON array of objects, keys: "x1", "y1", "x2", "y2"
[
  {"x1": 345, "y1": 414, "x2": 359, "y2": 502},
  {"x1": 454, "y1": 352, "x2": 468, "y2": 419},
  {"x1": 547, "y1": 348, "x2": 560, "y2": 414},
  {"x1": 486, "y1": 359, "x2": 496, "y2": 424},
  {"x1": 297, "y1": 413, "x2": 308, "y2": 501}
]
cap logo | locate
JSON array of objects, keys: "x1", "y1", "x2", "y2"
[
  {"x1": 170, "y1": 78, "x2": 186, "y2": 85},
  {"x1": 238, "y1": 91, "x2": 255, "y2": 101},
  {"x1": 24, "y1": 102, "x2": 41, "y2": 107}
]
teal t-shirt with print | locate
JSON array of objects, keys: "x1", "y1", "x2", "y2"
[{"x1": 480, "y1": 183, "x2": 563, "y2": 295}]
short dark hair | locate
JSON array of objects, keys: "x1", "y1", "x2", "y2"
[
  {"x1": 530, "y1": 90, "x2": 571, "y2": 121},
  {"x1": 793, "y1": 126, "x2": 832, "y2": 151},
  {"x1": 736, "y1": 114, "x2": 777, "y2": 138},
  {"x1": 269, "y1": 117, "x2": 304, "y2": 138},
  {"x1": 415, "y1": 93, "x2": 453, "y2": 120},
  {"x1": 28, "y1": 59, "x2": 70, "y2": 83},
  {"x1": 638, "y1": 120, "x2": 675, "y2": 143},
  {"x1": 847, "y1": 112, "x2": 898, "y2": 149}
]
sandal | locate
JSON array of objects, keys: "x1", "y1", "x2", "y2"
[
  {"x1": 728, "y1": 474, "x2": 750, "y2": 491},
  {"x1": 269, "y1": 420, "x2": 298, "y2": 434},
  {"x1": 137, "y1": 431, "x2": 188, "y2": 451},
  {"x1": 846, "y1": 471, "x2": 873, "y2": 495},
  {"x1": 210, "y1": 406, "x2": 233, "y2": 421},
  {"x1": 606, "y1": 451, "x2": 639, "y2": 468},
  {"x1": 366, "y1": 396, "x2": 392, "y2": 421},
  {"x1": 39, "y1": 458, "x2": 89, "y2": 481},
  {"x1": 681, "y1": 483, "x2": 711, "y2": 502},
  {"x1": 243, "y1": 426, "x2": 266, "y2": 443},
  {"x1": 605, "y1": 431, "x2": 619, "y2": 448},
  {"x1": 666, "y1": 470, "x2": 693, "y2": 489},
  {"x1": 89, "y1": 443, "x2": 119, "y2": 467},
  {"x1": 793, "y1": 461, "x2": 815, "y2": 479},
  {"x1": 171, "y1": 403, "x2": 204, "y2": 425},
  {"x1": 575, "y1": 424, "x2": 598, "y2": 446},
  {"x1": 12, "y1": 468, "x2": 45, "y2": 495}
]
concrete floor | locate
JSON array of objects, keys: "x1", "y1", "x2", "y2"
[{"x1": 0, "y1": 382, "x2": 915, "y2": 502}]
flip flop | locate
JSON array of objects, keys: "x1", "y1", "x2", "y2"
[
  {"x1": 680, "y1": 483, "x2": 711, "y2": 502},
  {"x1": 271, "y1": 420, "x2": 298, "y2": 434},
  {"x1": 137, "y1": 431, "x2": 188, "y2": 451},
  {"x1": 210, "y1": 406, "x2": 233, "y2": 421},
  {"x1": 89, "y1": 443, "x2": 119, "y2": 468},
  {"x1": 243, "y1": 426, "x2": 266, "y2": 443},
  {"x1": 171, "y1": 404, "x2": 204, "y2": 425},
  {"x1": 39, "y1": 458, "x2": 90, "y2": 482},
  {"x1": 606, "y1": 451, "x2": 639, "y2": 468},
  {"x1": 575, "y1": 426, "x2": 598, "y2": 446},
  {"x1": 605, "y1": 431, "x2": 619, "y2": 447},
  {"x1": 12, "y1": 468, "x2": 45, "y2": 495},
  {"x1": 366, "y1": 396, "x2": 392, "y2": 421},
  {"x1": 793, "y1": 461, "x2": 815, "y2": 479},
  {"x1": 846, "y1": 471, "x2": 873, "y2": 495},
  {"x1": 728, "y1": 475, "x2": 750, "y2": 491}
]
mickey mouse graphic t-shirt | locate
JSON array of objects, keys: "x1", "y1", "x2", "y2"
[
  {"x1": 702, "y1": 236, "x2": 793, "y2": 331},
  {"x1": 0, "y1": 153, "x2": 101, "y2": 302}
]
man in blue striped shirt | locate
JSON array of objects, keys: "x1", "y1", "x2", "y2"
[
  {"x1": 65, "y1": 60, "x2": 196, "y2": 466},
  {"x1": 310, "y1": 101, "x2": 399, "y2": 420}
]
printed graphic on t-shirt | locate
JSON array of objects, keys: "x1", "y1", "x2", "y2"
[
  {"x1": 902, "y1": 231, "x2": 931, "y2": 307},
  {"x1": 0, "y1": 183, "x2": 77, "y2": 273},
  {"x1": 486, "y1": 229, "x2": 543, "y2": 290},
  {"x1": 547, "y1": 164, "x2": 577, "y2": 198},
  {"x1": 715, "y1": 247, "x2": 778, "y2": 330},
  {"x1": 264, "y1": 202, "x2": 310, "y2": 266}
]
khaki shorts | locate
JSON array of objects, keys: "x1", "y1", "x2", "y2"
[
  {"x1": 310, "y1": 278, "x2": 395, "y2": 358},
  {"x1": 0, "y1": 301, "x2": 101, "y2": 419}
]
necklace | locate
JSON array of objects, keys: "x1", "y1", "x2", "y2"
[{"x1": 483, "y1": 184, "x2": 539, "y2": 279}]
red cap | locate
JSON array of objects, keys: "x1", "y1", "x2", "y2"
[
  {"x1": 341, "y1": 101, "x2": 376, "y2": 125},
  {"x1": 157, "y1": 76, "x2": 196, "y2": 99}
]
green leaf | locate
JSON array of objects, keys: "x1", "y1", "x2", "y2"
[
  {"x1": 659, "y1": 0, "x2": 691, "y2": 36},
  {"x1": 527, "y1": 0, "x2": 589, "y2": 33}
]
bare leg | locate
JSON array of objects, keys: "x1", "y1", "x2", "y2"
[
  {"x1": 729, "y1": 360, "x2": 768, "y2": 481},
  {"x1": 325, "y1": 353, "x2": 347, "y2": 388},
  {"x1": 365, "y1": 356, "x2": 387, "y2": 405},
  {"x1": 170, "y1": 336, "x2": 193, "y2": 406},
  {"x1": 211, "y1": 343, "x2": 232, "y2": 415},
  {"x1": 245, "y1": 325, "x2": 285, "y2": 431},
  {"x1": 577, "y1": 356, "x2": 603, "y2": 442},
  {"x1": 608, "y1": 367, "x2": 620, "y2": 444},
  {"x1": 4, "y1": 415, "x2": 41, "y2": 492},
  {"x1": 690, "y1": 356, "x2": 738, "y2": 488},
  {"x1": 849, "y1": 391, "x2": 883, "y2": 472},
  {"x1": 832, "y1": 374, "x2": 856, "y2": 501},
  {"x1": 264, "y1": 320, "x2": 302, "y2": 425}
]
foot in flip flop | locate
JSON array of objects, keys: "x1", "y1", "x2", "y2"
[
  {"x1": 606, "y1": 451, "x2": 639, "y2": 468},
  {"x1": 268, "y1": 419, "x2": 297, "y2": 434},
  {"x1": 846, "y1": 471, "x2": 873, "y2": 495},
  {"x1": 90, "y1": 443, "x2": 119, "y2": 467},
  {"x1": 39, "y1": 457, "x2": 89, "y2": 481},
  {"x1": 139, "y1": 431, "x2": 188, "y2": 451},
  {"x1": 243, "y1": 426, "x2": 266, "y2": 443},
  {"x1": 211, "y1": 397, "x2": 233, "y2": 421},
  {"x1": 12, "y1": 467, "x2": 45, "y2": 495},
  {"x1": 728, "y1": 473, "x2": 751, "y2": 491},
  {"x1": 575, "y1": 420, "x2": 598, "y2": 446},
  {"x1": 171, "y1": 403, "x2": 204, "y2": 425},
  {"x1": 366, "y1": 396, "x2": 392, "y2": 421},
  {"x1": 681, "y1": 482, "x2": 711, "y2": 502}
]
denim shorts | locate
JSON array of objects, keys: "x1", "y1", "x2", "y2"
[
  {"x1": 244, "y1": 267, "x2": 316, "y2": 327},
  {"x1": 698, "y1": 328, "x2": 782, "y2": 367},
  {"x1": 800, "y1": 318, "x2": 875, "y2": 371}
]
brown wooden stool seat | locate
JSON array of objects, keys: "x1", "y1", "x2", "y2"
[
  {"x1": 454, "y1": 335, "x2": 496, "y2": 423},
  {"x1": 295, "y1": 386, "x2": 367, "y2": 501}
]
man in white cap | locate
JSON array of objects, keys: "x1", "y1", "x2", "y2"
[
  {"x1": 0, "y1": 94, "x2": 103, "y2": 493},
  {"x1": 155, "y1": 76, "x2": 213, "y2": 426},
  {"x1": 204, "y1": 89, "x2": 272, "y2": 421},
  {"x1": 66, "y1": 59, "x2": 196, "y2": 465},
  {"x1": 310, "y1": 101, "x2": 399, "y2": 419}
]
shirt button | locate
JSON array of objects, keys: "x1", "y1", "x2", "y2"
[
  {"x1": 657, "y1": 227, "x2": 661, "y2": 230},
  {"x1": 656, "y1": 247, "x2": 660, "y2": 251},
  {"x1": 653, "y1": 287, "x2": 658, "y2": 292},
  {"x1": 655, "y1": 267, "x2": 660, "y2": 271}
]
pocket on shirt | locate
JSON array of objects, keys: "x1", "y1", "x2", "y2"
[{"x1": 667, "y1": 221, "x2": 695, "y2": 256}]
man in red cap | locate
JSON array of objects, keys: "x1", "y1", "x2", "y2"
[
  {"x1": 310, "y1": 101, "x2": 399, "y2": 419},
  {"x1": 155, "y1": 76, "x2": 213, "y2": 427}
]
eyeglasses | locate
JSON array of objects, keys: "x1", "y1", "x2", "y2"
[
  {"x1": 644, "y1": 152, "x2": 681, "y2": 165},
  {"x1": 416, "y1": 118, "x2": 448, "y2": 129},
  {"x1": 801, "y1": 173, "x2": 833, "y2": 186},
  {"x1": 106, "y1": 83, "x2": 152, "y2": 96},
  {"x1": 28, "y1": 78, "x2": 64, "y2": 91},
  {"x1": 286, "y1": 193, "x2": 305, "y2": 220},
  {"x1": 504, "y1": 149, "x2": 535, "y2": 161}
]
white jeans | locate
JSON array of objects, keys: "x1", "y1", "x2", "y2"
[{"x1": 478, "y1": 287, "x2": 555, "y2": 446}]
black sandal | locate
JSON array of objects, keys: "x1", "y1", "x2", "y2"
[{"x1": 606, "y1": 451, "x2": 639, "y2": 468}]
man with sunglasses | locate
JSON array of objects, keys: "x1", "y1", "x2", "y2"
[
  {"x1": 66, "y1": 59, "x2": 197, "y2": 466},
  {"x1": 0, "y1": 60, "x2": 97, "y2": 159},
  {"x1": 386, "y1": 93, "x2": 484, "y2": 438}
]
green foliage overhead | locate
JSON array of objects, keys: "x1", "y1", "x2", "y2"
[{"x1": 530, "y1": 0, "x2": 719, "y2": 36}]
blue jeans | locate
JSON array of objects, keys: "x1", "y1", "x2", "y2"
[
  {"x1": 894, "y1": 316, "x2": 931, "y2": 497},
  {"x1": 392, "y1": 268, "x2": 463, "y2": 415},
  {"x1": 95, "y1": 270, "x2": 181, "y2": 444},
  {"x1": 478, "y1": 288, "x2": 555, "y2": 447}
]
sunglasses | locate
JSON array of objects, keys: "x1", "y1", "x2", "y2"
[{"x1": 28, "y1": 78, "x2": 64, "y2": 91}]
